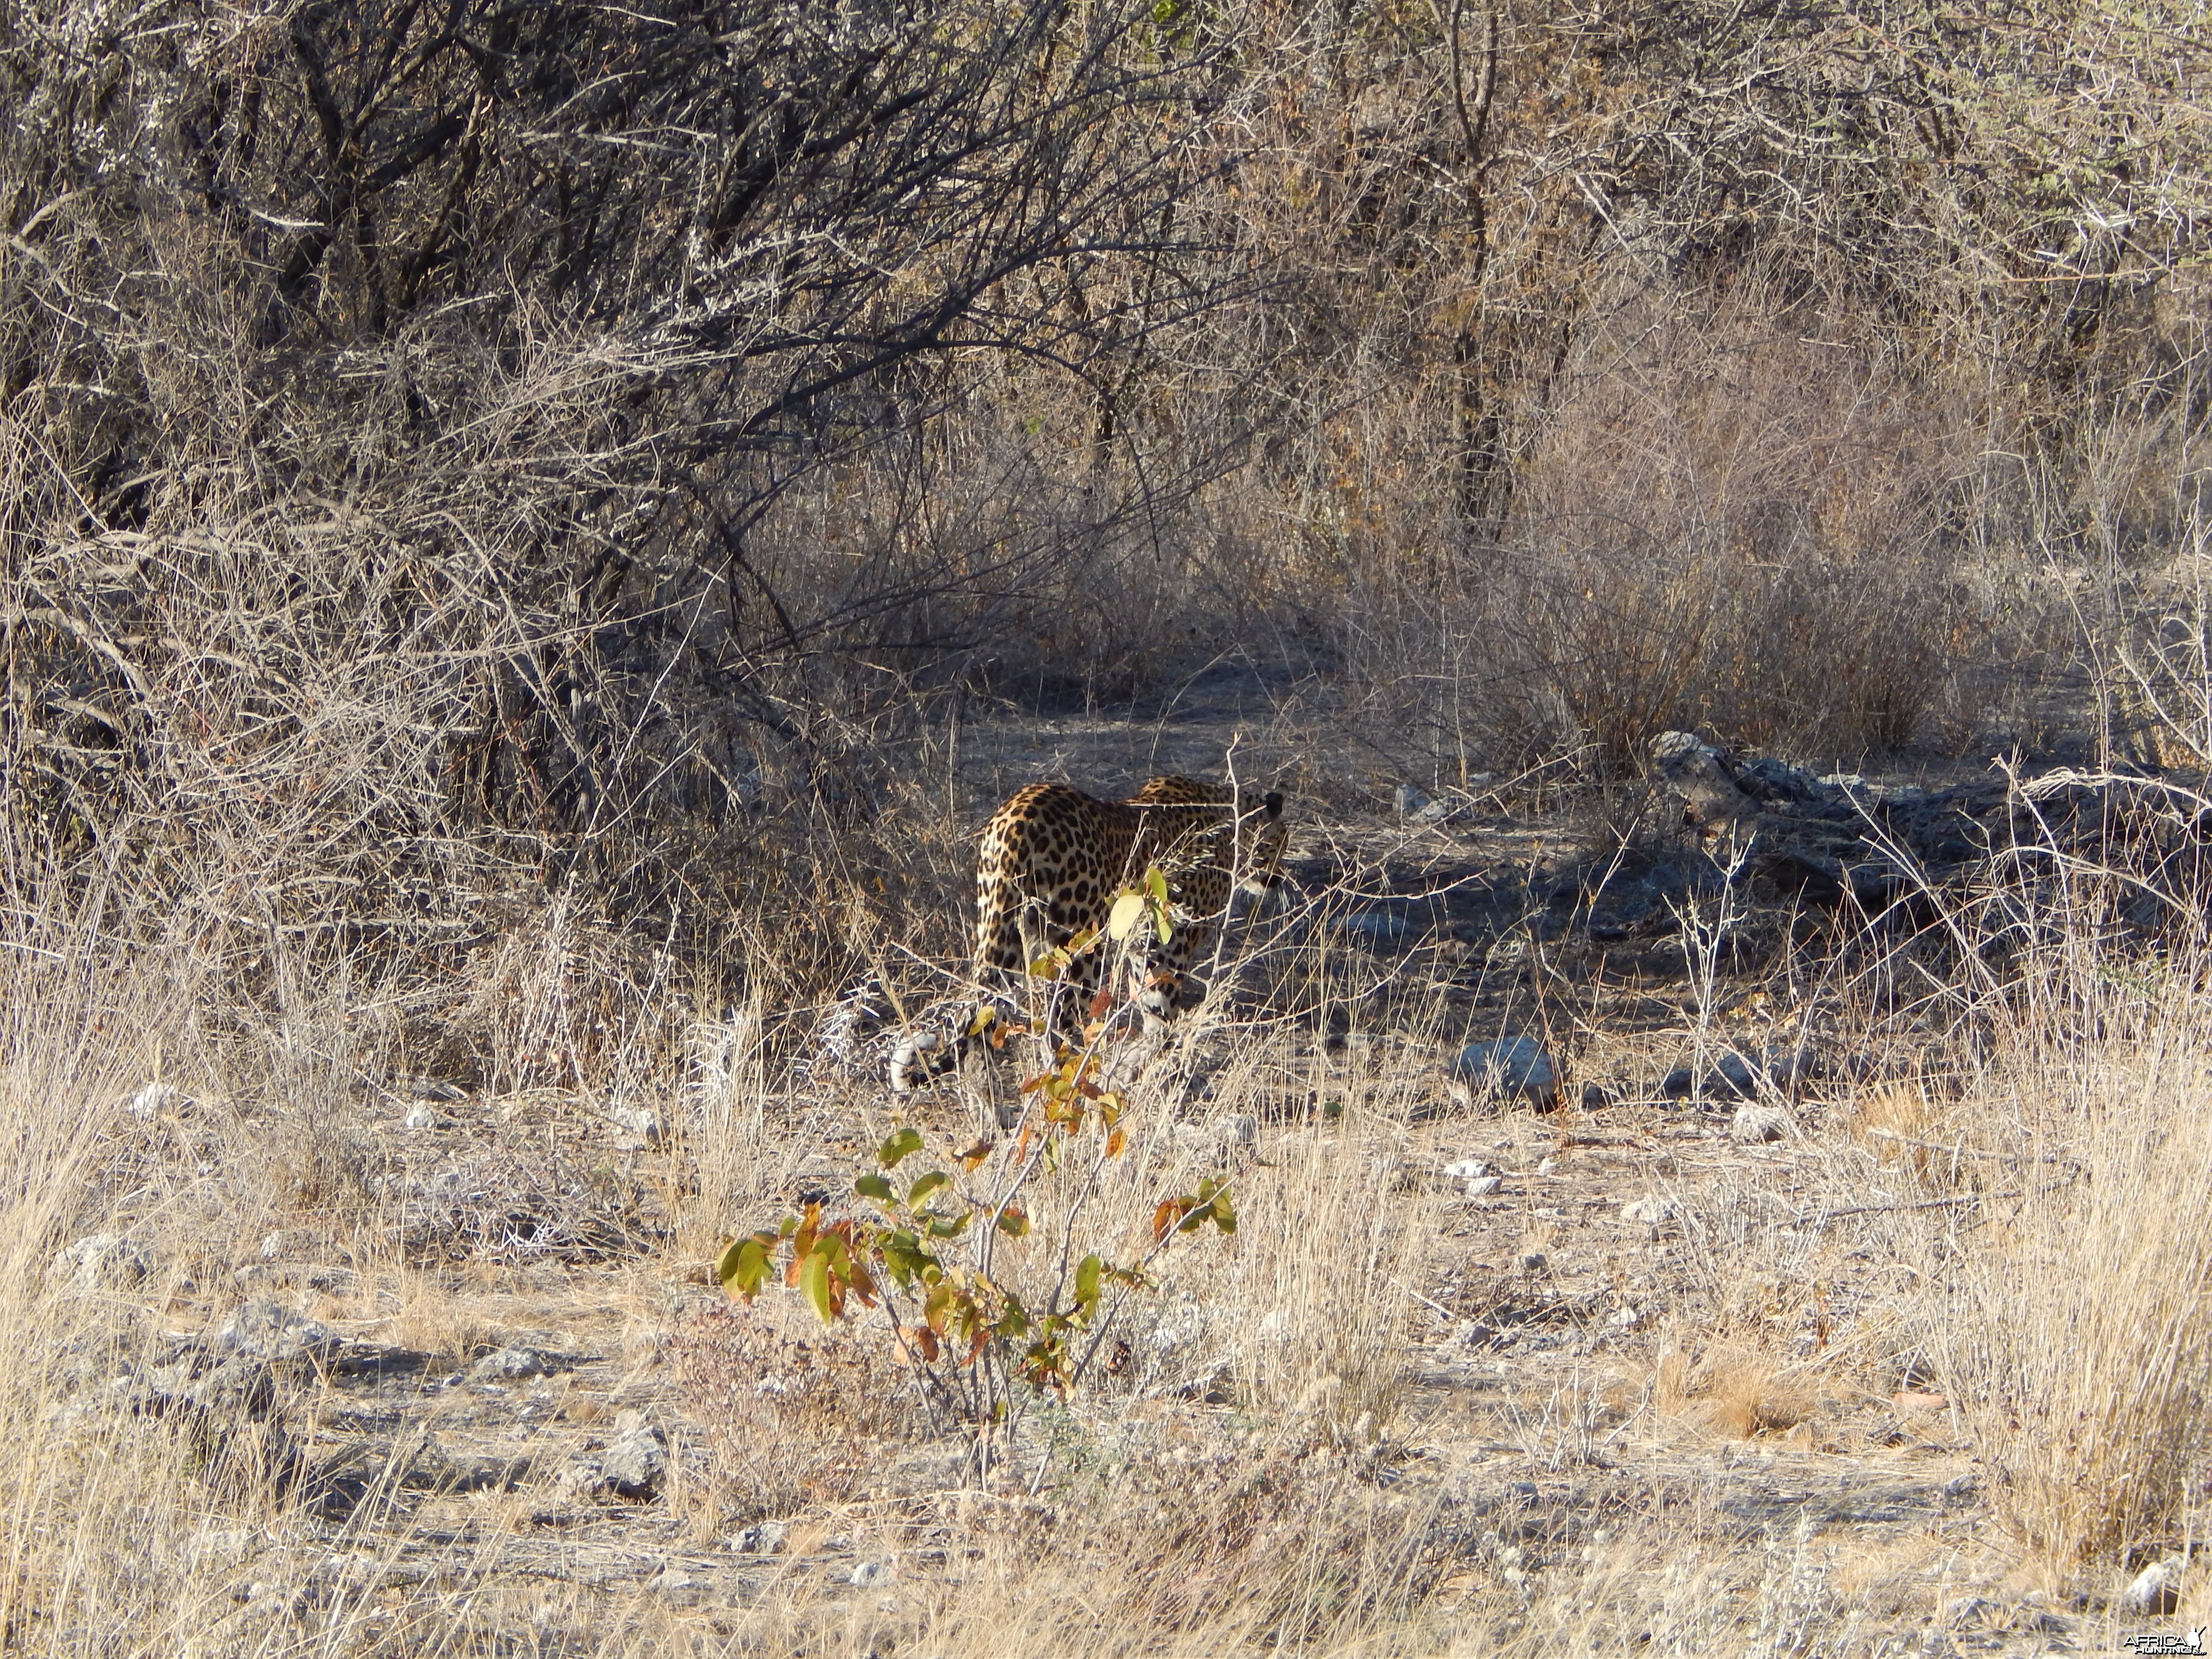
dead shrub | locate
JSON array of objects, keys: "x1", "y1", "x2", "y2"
[{"x1": 1495, "y1": 278, "x2": 1988, "y2": 768}]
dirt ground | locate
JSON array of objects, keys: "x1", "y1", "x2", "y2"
[{"x1": 92, "y1": 706, "x2": 2198, "y2": 1658}]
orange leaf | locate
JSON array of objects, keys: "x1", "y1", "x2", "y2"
[
  {"x1": 791, "y1": 1202, "x2": 821, "y2": 1260},
  {"x1": 845, "y1": 1252, "x2": 879, "y2": 1307}
]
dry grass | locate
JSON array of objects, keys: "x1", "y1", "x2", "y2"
[
  {"x1": 0, "y1": 842, "x2": 2209, "y2": 1648},
  {"x1": 6, "y1": 0, "x2": 2212, "y2": 1647},
  {"x1": 1916, "y1": 1022, "x2": 2212, "y2": 1571}
]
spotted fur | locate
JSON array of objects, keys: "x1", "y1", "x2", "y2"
[{"x1": 890, "y1": 775, "x2": 1287, "y2": 1091}]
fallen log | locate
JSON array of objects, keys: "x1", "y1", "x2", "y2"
[{"x1": 1647, "y1": 731, "x2": 2202, "y2": 909}]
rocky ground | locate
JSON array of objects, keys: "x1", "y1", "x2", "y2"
[{"x1": 48, "y1": 710, "x2": 2207, "y2": 1656}]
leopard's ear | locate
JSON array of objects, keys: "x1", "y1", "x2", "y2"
[{"x1": 1262, "y1": 791, "x2": 1284, "y2": 818}]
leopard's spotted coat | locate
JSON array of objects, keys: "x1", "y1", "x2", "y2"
[{"x1": 890, "y1": 775, "x2": 1286, "y2": 1091}]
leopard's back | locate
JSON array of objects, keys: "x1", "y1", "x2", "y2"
[
  {"x1": 973, "y1": 781, "x2": 1147, "y2": 978},
  {"x1": 890, "y1": 773, "x2": 1285, "y2": 1093}
]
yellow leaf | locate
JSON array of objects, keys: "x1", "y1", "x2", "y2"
[
  {"x1": 1106, "y1": 892, "x2": 1148, "y2": 941},
  {"x1": 799, "y1": 1247, "x2": 835, "y2": 1324}
]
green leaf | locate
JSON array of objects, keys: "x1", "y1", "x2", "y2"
[
  {"x1": 1211, "y1": 1189, "x2": 1237, "y2": 1234},
  {"x1": 854, "y1": 1173, "x2": 894, "y2": 1203},
  {"x1": 1074, "y1": 1254, "x2": 1102, "y2": 1310},
  {"x1": 798, "y1": 1246, "x2": 835, "y2": 1324},
  {"x1": 908, "y1": 1169, "x2": 950, "y2": 1205},
  {"x1": 926, "y1": 1213, "x2": 972, "y2": 1239},
  {"x1": 924, "y1": 1281, "x2": 956, "y2": 1326},
  {"x1": 880, "y1": 1229, "x2": 930, "y2": 1289},
  {"x1": 878, "y1": 1127, "x2": 924, "y2": 1168},
  {"x1": 1106, "y1": 891, "x2": 1148, "y2": 941},
  {"x1": 717, "y1": 1236, "x2": 770, "y2": 1301},
  {"x1": 995, "y1": 1207, "x2": 1030, "y2": 1237}
]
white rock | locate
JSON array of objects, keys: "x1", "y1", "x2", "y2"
[
  {"x1": 849, "y1": 1560, "x2": 892, "y2": 1587},
  {"x1": 1607, "y1": 1306, "x2": 1641, "y2": 1328},
  {"x1": 1451, "y1": 1036, "x2": 1560, "y2": 1110},
  {"x1": 1149, "y1": 1301, "x2": 1206, "y2": 1350},
  {"x1": 1394, "y1": 784, "x2": 1431, "y2": 817},
  {"x1": 186, "y1": 1527, "x2": 253, "y2": 1566},
  {"x1": 611, "y1": 1106, "x2": 664, "y2": 1144},
  {"x1": 1621, "y1": 1197, "x2": 1677, "y2": 1225},
  {"x1": 403, "y1": 1104, "x2": 444, "y2": 1130},
  {"x1": 216, "y1": 1301, "x2": 341, "y2": 1362},
  {"x1": 51, "y1": 1233, "x2": 153, "y2": 1290},
  {"x1": 2123, "y1": 1556, "x2": 2183, "y2": 1614},
  {"x1": 1442, "y1": 1158, "x2": 1490, "y2": 1179},
  {"x1": 1729, "y1": 1103, "x2": 1792, "y2": 1144},
  {"x1": 597, "y1": 1423, "x2": 667, "y2": 1499},
  {"x1": 1215, "y1": 1114, "x2": 1258, "y2": 1146},
  {"x1": 1464, "y1": 1175, "x2": 1504, "y2": 1197},
  {"x1": 122, "y1": 1082, "x2": 193, "y2": 1119},
  {"x1": 471, "y1": 1345, "x2": 559, "y2": 1382}
]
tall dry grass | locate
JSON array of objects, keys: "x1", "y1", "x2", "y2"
[
  {"x1": 1926, "y1": 1035, "x2": 2212, "y2": 1571},
  {"x1": 5, "y1": 0, "x2": 2212, "y2": 1648}
]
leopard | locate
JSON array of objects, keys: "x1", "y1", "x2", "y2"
[{"x1": 889, "y1": 775, "x2": 1287, "y2": 1093}]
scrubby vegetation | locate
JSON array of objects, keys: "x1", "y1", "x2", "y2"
[{"x1": 5, "y1": 0, "x2": 2212, "y2": 1649}]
